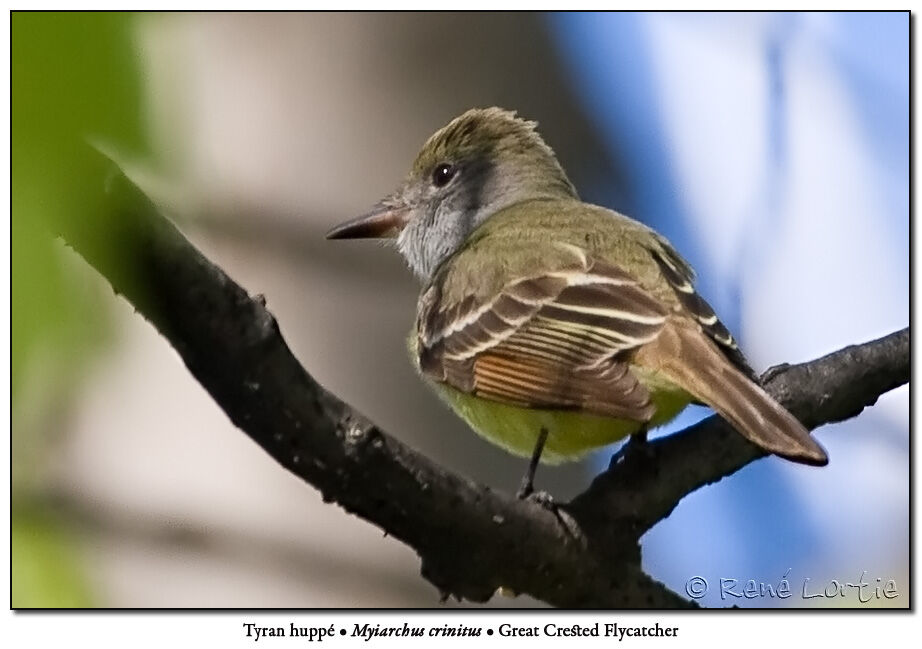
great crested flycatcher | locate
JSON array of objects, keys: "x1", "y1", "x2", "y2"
[{"x1": 327, "y1": 107, "x2": 827, "y2": 496}]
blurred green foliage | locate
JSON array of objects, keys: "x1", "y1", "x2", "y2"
[
  {"x1": 12, "y1": 11, "x2": 151, "y2": 607},
  {"x1": 12, "y1": 11, "x2": 148, "y2": 393},
  {"x1": 12, "y1": 507, "x2": 97, "y2": 608}
]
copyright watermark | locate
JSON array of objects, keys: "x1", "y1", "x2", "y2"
[{"x1": 685, "y1": 570, "x2": 899, "y2": 603}]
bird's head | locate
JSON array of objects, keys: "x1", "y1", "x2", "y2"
[{"x1": 326, "y1": 107, "x2": 577, "y2": 279}]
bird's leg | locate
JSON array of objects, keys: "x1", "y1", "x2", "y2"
[
  {"x1": 514, "y1": 428, "x2": 581, "y2": 541},
  {"x1": 516, "y1": 426, "x2": 549, "y2": 500},
  {"x1": 610, "y1": 426, "x2": 651, "y2": 468},
  {"x1": 631, "y1": 427, "x2": 648, "y2": 446}
]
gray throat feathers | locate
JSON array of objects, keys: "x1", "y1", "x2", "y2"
[{"x1": 396, "y1": 158, "x2": 577, "y2": 282}]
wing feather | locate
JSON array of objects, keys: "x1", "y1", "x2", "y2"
[
  {"x1": 416, "y1": 254, "x2": 667, "y2": 421},
  {"x1": 649, "y1": 246, "x2": 758, "y2": 380}
]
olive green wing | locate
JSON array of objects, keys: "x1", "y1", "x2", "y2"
[{"x1": 415, "y1": 246, "x2": 667, "y2": 421}]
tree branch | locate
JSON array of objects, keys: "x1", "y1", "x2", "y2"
[{"x1": 58, "y1": 162, "x2": 909, "y2": 608}]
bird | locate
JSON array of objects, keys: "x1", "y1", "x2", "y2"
[{"x1": 327, "y1": 107, "x2": 827, "y2": 498}]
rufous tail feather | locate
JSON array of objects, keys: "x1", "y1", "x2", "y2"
[{"x1": 648, "y1": 320, "x2": 828, "y2": 466}]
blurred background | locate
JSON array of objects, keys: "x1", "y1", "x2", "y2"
[{"x1": 12, "y1": 11, "x2": 908, "y2": 608}]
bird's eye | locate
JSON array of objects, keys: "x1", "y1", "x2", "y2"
[{"x1": 432, "y1": 163, "x2": 456, "y2": 188}]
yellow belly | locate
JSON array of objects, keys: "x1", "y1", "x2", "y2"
[{"x1": 433, "y1": 368, "x2": 693, "y2": 464}]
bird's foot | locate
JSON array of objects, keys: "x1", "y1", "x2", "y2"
[
  {"x1": 761, "y1": 362, "x2": 791, "y2": 386},
  {"x1": 609, "y1": 429, "x2": 654, "y2": 469},
  {"x1": 520, "y1": 488, "x2": 555, "y2": 508},
  {"x1": 518, "y1": 488, "x2": 579, "y2": 541},
  {"x1": 515, "y1": 478, "x2": 534, "y2": 501}
]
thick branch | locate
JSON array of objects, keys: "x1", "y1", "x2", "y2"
[{"x1": 58, "y1": 163, "x2": 908, "y2": 608}]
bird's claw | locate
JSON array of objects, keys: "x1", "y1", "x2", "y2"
[
  {"x1": 517, "y1": 489, "x2": 580, "y2": 542},
  {"x1": 761, "y1": 362, "x2": 791, "y2": 386},
  {"x1": 522, "y1": 489, "x2": 556, "y2": 508}
]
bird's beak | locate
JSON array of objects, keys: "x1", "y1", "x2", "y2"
[{"x1": 325, "y1": 203, "x2": 410, "y2": 240}]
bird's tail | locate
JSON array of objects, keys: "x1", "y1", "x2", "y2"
[{"x1": 652, "y1": 322, "x2": 828, "y2": 466}]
